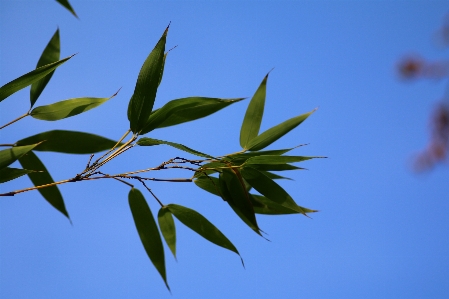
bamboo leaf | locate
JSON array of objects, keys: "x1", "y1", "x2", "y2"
[
  {"x1": 18, "y1": 151, "x2": 70, "y2": 220},
  {"x1": 55, "y1": 0, "x2": 78, "y2": 18},
  {"x1": 16, "y1": 130, "x2": 121, "y2": 154},
  {"x1": 137, "y1": 137, "x2": 215, "y2": 158},
  {"x1": 241, "y1": 166, "x2": 317, "y2": 215},
  {"x1": 249, "y1": 163, "x2": 303, "y2": 172},
  {"x1": 30, "y1": 29, "x2": 60, "y2": 108},
  {"x1": 193, "y1": 176, "x2": 221, "y2": 197},
  {"x1": 219, "y1": 169, "x2": 261, "y2": 235},
  {"x1": 245, "y1": 109, "x2": 316, "y2": 151},
  {"x1": 141, "y1": 97, "x2": 245, "y2": 134},
  {"x1": 250, "y1": 194, "x2": 302, "y2": 215},
  {"x1": 0, "y1": 143, "x2": 39, "y2": 169},
  {"x1": 0, "y1": 167, "x2": 36, "y2": 184},
  {"x1": 128, "y1": 188, "x2": 169, "y2": 290},
  {"x1": 240, "y1": 72, "x2": 269, "y2": 148},
  {"x1": 128, "y1": 26, "x2": 168, "y2": 134},
  {"x1": 158, "y1": 207, "x2": 177, "y2": 259},
  {"x1": 167, "y1": 204, "x2": 243, "y2": 265},
  {"x1": 0, "y1": 54, "x2": 74, "y2": 103},
  {"x1": 30, "y1": 93, "x2": 116, "y2": 121},
  {"x1": 245, "y1": 155, "x2": 323, "y2": 165}
]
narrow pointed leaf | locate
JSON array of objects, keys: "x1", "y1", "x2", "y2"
[
  {"x1": 141, "y1": 97, "x2": 245, "y2": 134},
  {"x1": 30, "y1": 94, "x2": 115, "y2": 121},
  {"x1": 251, "y1": 194, "x2": 302, "y2": 215},
  {"x1": 128, "y1": 26, "x2": 168, "y2": 134},
  {"x1": 128, "y1": 188, "x2": 169, "y2": 290},
  {"x1": 158, "y1": 52, "x2": 168, "y2": 87},
  {"x1": 241, "y1": 166, "x2": 317, "y2": 215},
  {"x1": 158, "y1": 207, "x2": 176, "y2": 259},
  {"x1": 16, "y1": 130, "x2": 121, "y2": 154},
  {"x1": 240, "y1": 73, "x2": 269, "y2": 148},
  {"x1": 245, "y1": 109, "x2": 316, "y2": 151},
  {"x1": 18, "y1": 151, "x2": 70, "y2": 219},
  {"x1": 258, "y1": 171, "x2": 292, "y2": 180},
  {"x1": 219, "y1": 169, "x2": 261, "y2": 235},
  {"x1": 250, "y1": 163, "x2": 303, "y2": 172},
  {"x1": 0, "y1": 167, "x2": 36, "y2": 184},
  {"x1": 167, "y1": 204, "x2": 243, "y2": 264},
  {"x1": 0, "y1": 143, "x2": 39, "y2": 169},
  {"x1": 55, "y1": 0, "x2": 78, "y2": 18},
  {"x1": 137, "y1": 137, "x2": 215, "y2": 158},
  {"x1": 0, "y1": 54, "x2": 74, "y2": 103},
  {"x1": 245, "y1": 155, "x2": 322, "y2": 165},
  {"x1": 30, "y1": 29, "x2": 60, "y2": 108}
]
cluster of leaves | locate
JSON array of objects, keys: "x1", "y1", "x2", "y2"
[{"x1": 0, "y1": 1, "x2": 323, "y2": 291}]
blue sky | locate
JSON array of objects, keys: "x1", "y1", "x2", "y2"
[{"x1": 1, "y1": 1, "x2": 448, "y2": 298}]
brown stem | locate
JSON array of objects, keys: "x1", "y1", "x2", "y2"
[{"x1": 0, "y1": 112, "x2": 30, "y2": 130}]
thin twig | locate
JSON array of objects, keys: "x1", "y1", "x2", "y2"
[{"x1": 0, "y1": 112, "x2": 30, "y2": 130}]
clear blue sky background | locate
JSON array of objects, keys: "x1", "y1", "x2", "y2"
[{"x1": 1, "y1": 1, "x2": 448, "y2": 298}]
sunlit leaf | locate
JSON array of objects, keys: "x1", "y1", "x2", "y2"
[
  {"x1": 158, "y1": 207, "x2": 176, "y2": 259},
  {"x1": 0, "y1": 167, "x2": 35, "y2": 184},
  {"x1": 0, "y1": 54, "x2": 74, "y2": 103},
  {"x1": 137, "y1": 137, "x2": 215, "y2": 158},
  {"x1": 16, "y1": 130, "x2": 121, "y2": 154},
  {"x1": 30, "y1": 93, "x2": 116, "y2": 121},
  {"x1": 18, "y1": 151, "x2": 70, "y2": 220},
  {"x1": 240, "y1": 72, "x2": 269, "y2": 148},
  {"x1": 128, "y1": 26, "x2": 168, "y2": 134},
  {"x1": 30, "y1": 29, "x2": 60, "y2": 108},
  {"x1": 245, "y1": 109, "x2": 316, "y2": 151},
  {"x1": 219, "y1": 169, "x2": 261, "y2": 235},
  {"x1": 0, "y1": 143, "x2": 39, "y2": 169},
  {"x1": 241, "y1": 166, "x2": 317, "y2": 215},
  {"x1": 128, "y1": 188, "x2": 169, "y2": 290},
  {"x1": 167, "y1": 204, "x2": 243, "y2": 265},
  {"x1": 55, "y1": 0, "x2": 78, "y2": 18},
  {"x1": 141, "y1": 97, "x2": 245, "y2": 134}
]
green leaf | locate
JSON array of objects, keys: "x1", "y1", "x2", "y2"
[
  {"x1": 128, "y1": 188, "x2": 169, "y2": 290},
  {"x1": 245, "y1": 155, "x2": 321, "y2": 165},
  {"x1": 128, "y1": 26, "x2": 168, "y2": 134},
  {"x1": 250, "y1": 163, "x2": 303, "y2": 172},
  {"x1": 0, "y1": 143, "x2": 39, "y2": 169},
  {"x1": 158, "y1": 207, "x2": 176, "y2": 259},
  {"x1": 30, "y1": 29, "x2": 60, "y2": 108},
  {"x1": 245, "y1": 109, "x2": 316, "y2": 151},
  {"x1": 0, "y1": 167, "x2": 35, "y2": 184},
  {"x1": 141, "y1": 97, "x2": 245, "y2": 134},
  {"x1": 55, "y1": 0, "x2": 78, "y2": 18},
  {"x1": 137, "y1": 137, "x2": 215, "y2": 159},
  {"x1": 18, "y1": 151, "x2": 70, "y2": 220},
  {"x1": 0, "y1": 54, "x2": 74, "y2": 103},
  {"x1": 250, "y1": 194, "x2": 302, "y2": 215},
  {"x1": 16, "y1": 130, "x2": 121, "y2": 154},
  {"x1": 258, "y1": 171, "x2": 292, "y2": 180},
  {"x1": 193, "y1": 176, "x2": 221, "y2": 197},
  {"x1": 30, "y1": 93, "x2": 116, "y2": 121},
  {"x1": 240, "y1": 72, "x2": 269, "y2": 148},
  {"x1": 219, "y1": 169, "x2": 261, "y2": 235},
  {"x1": 241, "y1": 166, "x2": 317, "y2": 215},
  {"x1": 167, "y1": 204, "x2": 243, "y2": 265}
]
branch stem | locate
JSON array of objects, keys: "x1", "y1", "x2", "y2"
[{"x1": 0, "y1": 112, "x2": 30, "y2": 130}]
